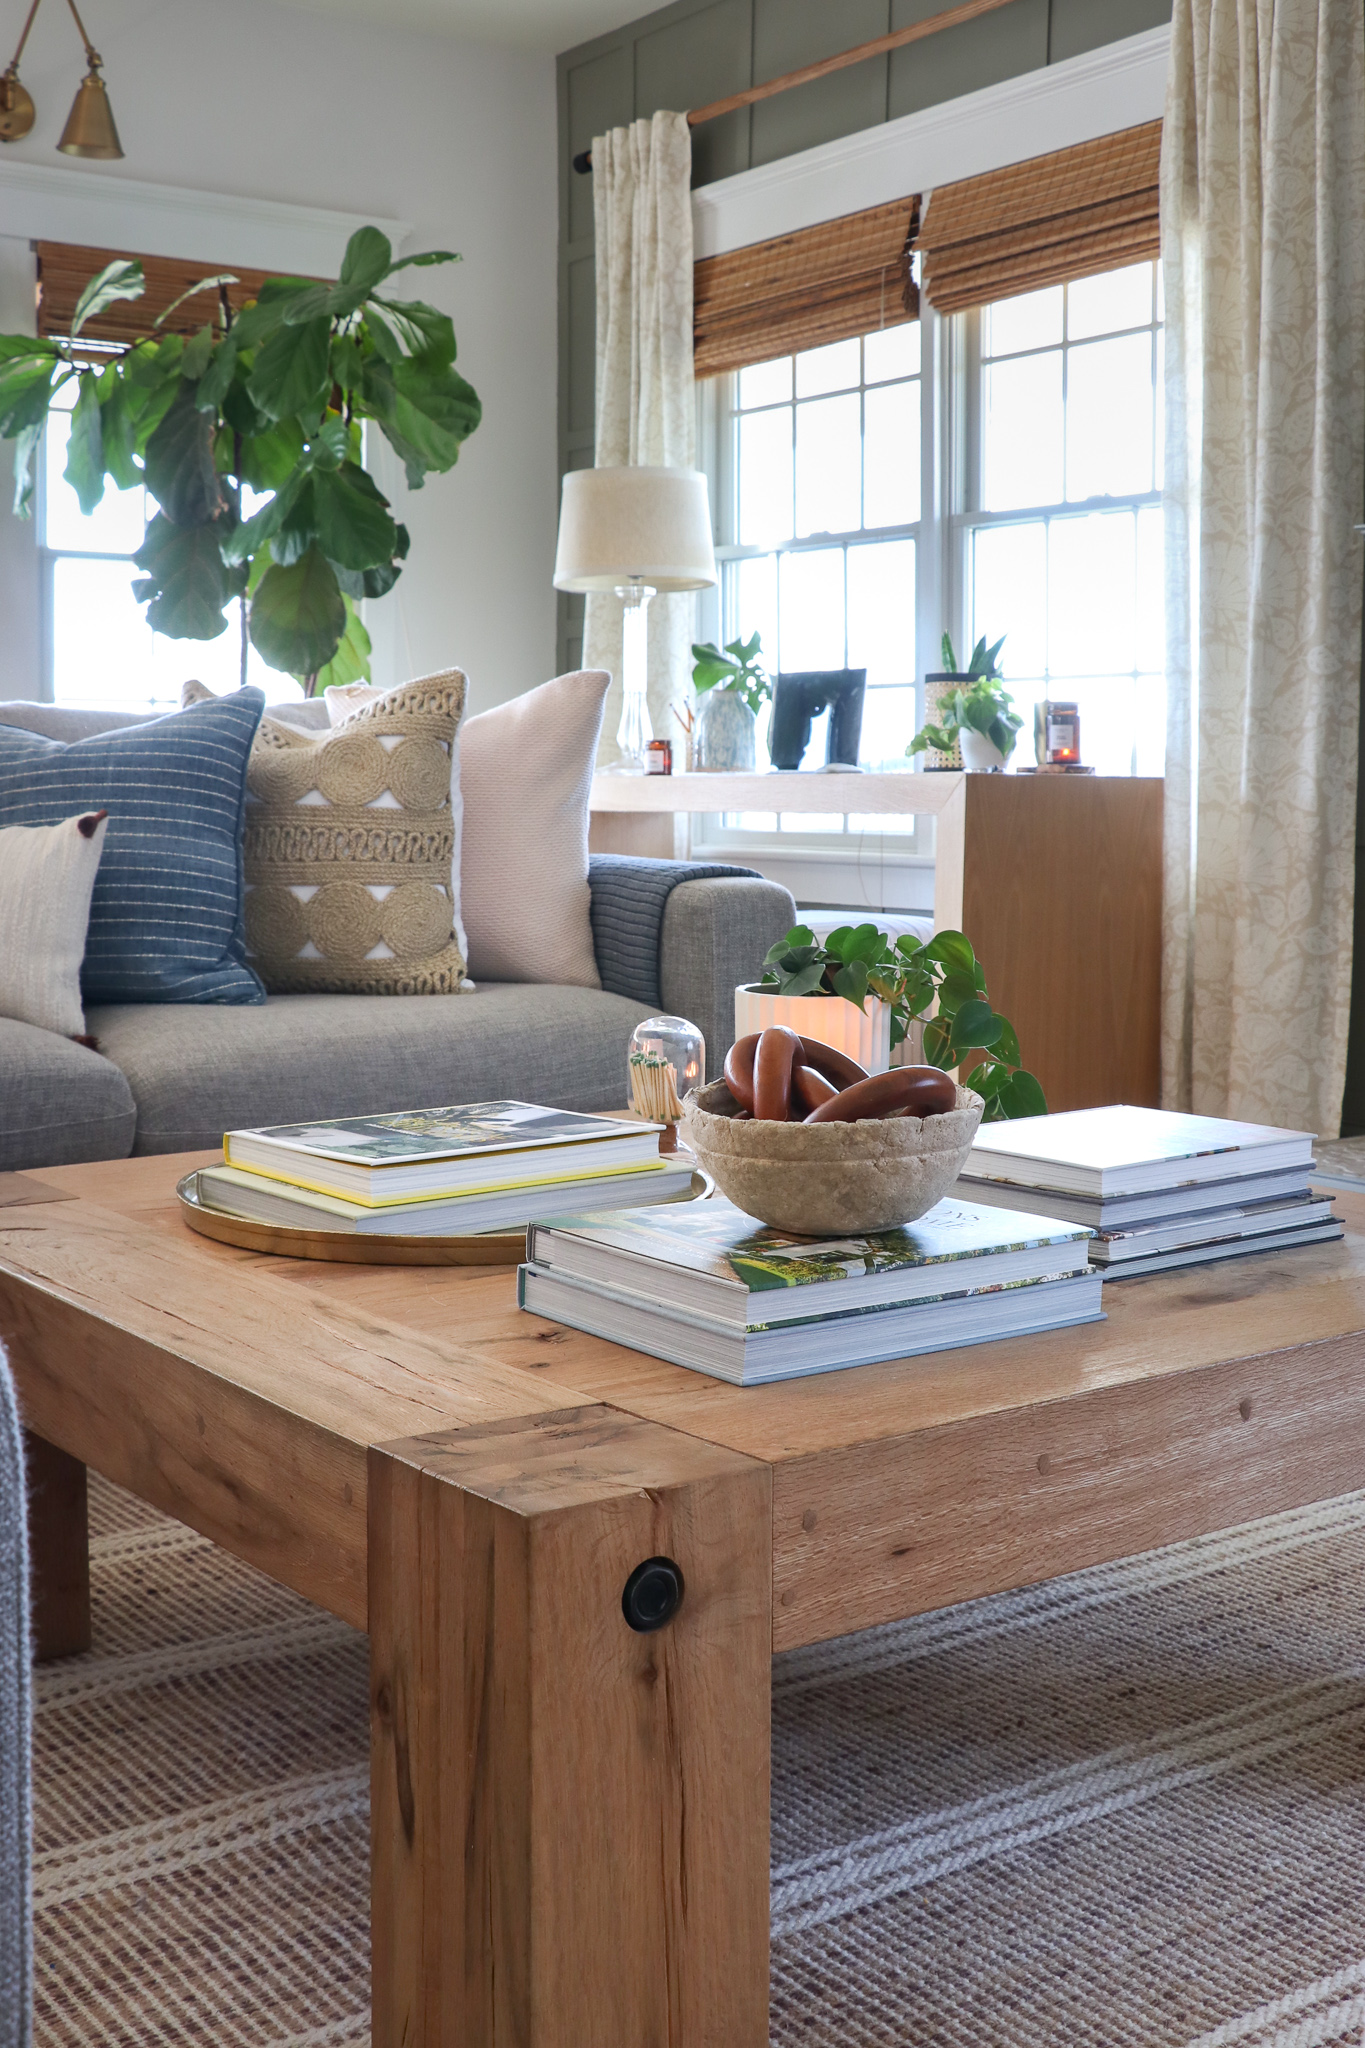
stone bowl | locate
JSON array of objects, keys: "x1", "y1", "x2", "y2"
[{"x1": 682, "y1": 1079, "x2": 984, "y2": 1235}]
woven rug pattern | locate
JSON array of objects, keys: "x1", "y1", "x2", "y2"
[{"x1": 30, "y1": 1477, "x2": 1365, "y2": 2046}]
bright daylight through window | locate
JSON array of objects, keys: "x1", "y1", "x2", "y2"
[
  {"x1": 701, "y1": 256, "x2": 1164, "y2": 849},
  {"x1": 41, "y1": 385, "x2": 291, "y2": 713}
]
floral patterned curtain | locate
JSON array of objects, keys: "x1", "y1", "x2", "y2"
[
  {"x1": 583, "y1": 111, "x2": 695, "y2": 767},
  {"x1": 1161, "y1": 0, "x2": 1365, "y2": 1134}
]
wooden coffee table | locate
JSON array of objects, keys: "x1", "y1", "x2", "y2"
[{"x1": 2, "y1": 1152, "x2": 1363, "y2": 2045}]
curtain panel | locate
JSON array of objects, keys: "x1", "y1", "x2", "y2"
[
  {"x1": 914, "y1": 121, "x2": 1161, "y2": 313},
  {"x1": 693, "y1": 198, "x2": 919, "y2": 379},
  {"x1": 1161, "y1": 0, "x2": 1365, "y2": 1135},
  {"x1": 583, "y1": 111, "x2": 695, "y2": 767}
]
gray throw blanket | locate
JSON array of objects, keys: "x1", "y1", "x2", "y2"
[
  {"x1": 588, "y1": 855, "x2": 760, "y2": 1008},
  {"x1": 0, "y1": 1346, "x2": 30, "y2": 2048}
]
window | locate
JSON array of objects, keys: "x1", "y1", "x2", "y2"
[
  {"x1": 40, "y1": 386, "x2": 290, "y2": 714},
  {"x1": 966, "y1": 260, "x2": 1164, "y2": 776},
  {"x1": 696, "y1": 252, "x2": 1165, "y2": 872}
]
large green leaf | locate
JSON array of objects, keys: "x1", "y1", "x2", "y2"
[
  {"x1": 179, "y1": 324, "x2": 216, "y2": 382},
  {"x1": 326, "y1": 227, "x2": 393, "y2": 318},
  {"x1": 133, "y1": 514, "x2": 232, "y2": 639},
  {"x1": 236, "y1": 418, "x2": 305, "y2": 493},
  {"x1": 0, "y1": 336, "x2": 58, "y2": 362},
  {"x1": 227, "y1": 278, "x2": 317, "y2": 352},
  {"x1": 71, "y1": 258, "x2": 145, "y2": 339},
  {"x1": 194, "y1": 332, "x2": 242, "y2": 415},
  {"x1": 143, "y1": 384, "x2": 227, "y2": 526},
  {"x1": 332, "y1": 518, "x2": 408, "y2": 600},
  {"x1": 361, "y1": 356, "x2": 481, "y2": 485},
  {"x1": 311, "y1": 461, "x2": 396, "y2": 570},
  {"x1": 10, "y1": 420, "x2": 44, "y2": 517},
  {"x1": 63, "y1": 375, "x2": 105, "y2": 514},
  {"x1": 249, "y1": 546, "x2": 345, "y2": 674},
  {"x1": 295, "y1": 593, "x2": 371, "y2": 693},
  {"x1": 154, "y1": 273, "x2": 239, "y2": 331},
  {"x1": 247, "y1": 315, "x2": 332, "y2": 423},
  {"x1": 372, "y1": 295, "x2": 455, "y2": 368},
  {"x1": 270, "y1": 477, "x2": 319, "y2": 566},
  {"x1": 98, "y1": 375, "x2": 143, "y2": 491},
  {"x1": 385, "y1": 249, "x2": 458, "y2": 276},
  {"x1": 0, "y1": 351, "x2": 63, "y2": 439},
  {"x1": 220, "y1": 468, "x2": 308, "y2": 566}
]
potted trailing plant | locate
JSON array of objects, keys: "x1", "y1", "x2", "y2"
[
  {"x1": 691, "y1": 631, "x2": 771, "y2": 771},
  {"x1": 913, "y1": 632, "x2": 1022, "y2": 772},
  {"x1": 738, "y1": 921, "x2": 1046, "y2": 1121},
  {"x1": 0, "y1": 228, "x2": 481, "y2": 691}
]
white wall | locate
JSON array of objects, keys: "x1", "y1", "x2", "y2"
[{"x1": 0, "y1": 0, "x2": 559, "y2": 713}]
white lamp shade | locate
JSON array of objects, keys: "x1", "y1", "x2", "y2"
[{"x1": 553, "y1": 465, "x2": 718, "y2": 593}]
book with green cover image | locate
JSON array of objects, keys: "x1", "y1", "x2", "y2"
[{"x1": 229, "y1": 1101, "x2": 658, "y2": 1167}]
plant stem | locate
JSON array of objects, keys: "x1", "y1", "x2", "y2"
[{"x1": 239, "y1": 595, "x2": 248, "y2": 690}]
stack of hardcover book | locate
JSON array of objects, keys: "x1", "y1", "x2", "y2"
[
  {"x1": 518, "y1": 1195, "x2": 1104, "y2": 1385},
  {"x1": 200, "y1": 1101, "x2": 694, "y2": 1237},
  {"x1": 956, "y1": 1105, "x2": 1341, "y2": 1278}
]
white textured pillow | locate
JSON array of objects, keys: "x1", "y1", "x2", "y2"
[
  {"x1": 459, "y1": 670, "x2": 608, "y2": 987},
  {"x1": 0, "y1": 809, "x2": 108, "y2": 1036}
]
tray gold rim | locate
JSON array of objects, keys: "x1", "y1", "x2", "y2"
[{"x1": 175, "y1": 1166, "x2": 710, "y2": 1267}]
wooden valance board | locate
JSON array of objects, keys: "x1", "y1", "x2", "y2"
[
  {"x1": 34, "y1": 242, "x2": 307, "y2": 346},
  {"x1": 693, "y1": 196, "x2": 919, "y2": 379},
  {"x1": 914, "y1": 119, "x2": 1162, "y2": 314}
]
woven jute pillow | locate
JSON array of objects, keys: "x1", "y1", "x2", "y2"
[{"x1": 183, "y1": 671, "x2": 466, "y2": 995}]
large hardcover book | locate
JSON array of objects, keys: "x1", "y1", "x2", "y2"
[
  {"x1": 199, "y1": 1159, "x2": 696, "y2": 1237},
  {"x1": 517, "y1": 1264, "x2": 1105, "y2": 1386},
  {"x1": 963, "y1": 1105, "x2": 1313, "y2": 1201},
  {"x1": 1090, "y1": 1194, "x2": 1338, "y2": 1265},
  {"x1": 951, "y1": 1162, "x2": 1314, "y2": 1231},
  {"x1": 222, "y1": 1101, "x2": 663, "y2": 1206},
  {"x1": 1094, "y1": 1218, "x2": 1343, "y2": 1279},
  {"x1": 526, "y1": 1194, "x2": 1093, "y2": 1328}
]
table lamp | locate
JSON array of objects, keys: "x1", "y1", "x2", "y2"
[{"x1": 553, "y1": 466, "x2": 717, "y2": 772}]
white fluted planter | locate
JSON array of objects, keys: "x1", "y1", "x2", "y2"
[{"x1": 733, "y1": 985, "x2": 892, "y2": 1074}]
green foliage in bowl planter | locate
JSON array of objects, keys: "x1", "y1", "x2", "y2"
[
  {"x1": 690, "y1": 631, "x2": 771, "y2": 717},
  {"x1": 758, "y1": 922, "x2": 1047, "y2": 1121},
  {"x1": 0, "y1": 227, "x2": 481, "y2": 689},
  {"x1": 909, "y1": 632, "x2": 1023, "y2": 762}
]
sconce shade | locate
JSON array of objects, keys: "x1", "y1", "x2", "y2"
[
  {"x1": 0, "y1": 67, "x2": 35, "y2": 141},
  {"x1": 553, "y1": 465, "x2": 717, "y2": 593},
  {"x1": 58, "y1": 63, "x2": 121, "y2": 157}
]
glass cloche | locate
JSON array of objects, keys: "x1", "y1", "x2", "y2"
[{"x1": 627, "y1": 1015, "x2": 705, "y2": 1123}]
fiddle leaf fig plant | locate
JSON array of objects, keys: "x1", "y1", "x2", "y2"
[
  {"x1": 691, "y1": 631, "x2": 771, "y2": 716},
  {"x1": 0, "y1": 226, "x2": 482, "y2": 689},
  {"x1": 758, "y1": 922, "x2": 1046, "y2": 1121}
]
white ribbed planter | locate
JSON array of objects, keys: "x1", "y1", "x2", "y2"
[{"x1": 734, "y1": 985, "x2": 892, "y2": 1075}]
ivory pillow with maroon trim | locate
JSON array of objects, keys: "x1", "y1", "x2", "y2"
[{"x1": 0, "y1": 809, "x2": 108, "y2": 1037}]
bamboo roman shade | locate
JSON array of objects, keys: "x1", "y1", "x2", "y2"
[
  {"x1": 693, "y1": 196, "x2": 920, "y2": 379},
  {"x1": 35, "y1": 242, "x2": 280, "y2": 345},
  {"x1": 914, "y1": 120, "x2": 1162, "y2": 315}
]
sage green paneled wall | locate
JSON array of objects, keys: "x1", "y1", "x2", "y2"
[{"x1": 556, "y1": 0, "x2": 1172, "y2": 671}]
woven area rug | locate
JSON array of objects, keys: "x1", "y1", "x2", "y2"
[{"x1": 31, "y1": 1476, "x2": 1365, "y2": 2047}]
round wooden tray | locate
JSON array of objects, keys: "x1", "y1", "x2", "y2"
[{"x1": 175, "y1": 1168, "x2": 709, "y2": 1267}]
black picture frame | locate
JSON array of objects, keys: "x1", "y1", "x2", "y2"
[{"x1": 769, "y1": 669, "x2": 867, "y2": 771}]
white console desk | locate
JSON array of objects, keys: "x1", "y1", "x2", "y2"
[{"x1": 588, "y1": 769, "x2": 1164, "y2": 1113}]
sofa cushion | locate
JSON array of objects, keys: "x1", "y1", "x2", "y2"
[
  {"x1": 0, "y1": 690, "x2": 265, "y2": 1006},
  {"x1": 459, "y1": 671, "x2": 608, "y2": 990},
  {"x1": 0, "y1": 811, "x2": 108, "y2": 1037},
  {"x1": 87, "y1": 986, "x2": 657, "y2": 1153},
  {"x1": 185, "y1": 673, "x2": 468, "y2": 996},
  {"x1": 0, "y1": 1020, "x2": 137, "y2": 1170}
]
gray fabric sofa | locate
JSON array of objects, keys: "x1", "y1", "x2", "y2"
[{"x1": 0, "y1": 701, "x2": 796, "y2": 1171}]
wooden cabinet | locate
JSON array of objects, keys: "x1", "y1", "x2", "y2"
[{"x1": 589, "y1": 771, "x2": 1163, "y2": 1113}]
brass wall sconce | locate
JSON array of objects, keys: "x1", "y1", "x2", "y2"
[{"x1": 0, "y1": 0, "x2": 123, "y2": 157}]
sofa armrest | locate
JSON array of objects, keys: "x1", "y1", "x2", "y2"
[{"x1": 660, "y1": 875, "x2": 797, "y2": 1077}]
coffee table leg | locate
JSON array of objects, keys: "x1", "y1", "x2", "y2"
[
  {"x1": 368, "y1": 1404, "x2": 771, "y2": 2047},
  {"x1": 23, "y1": 1429, "x2": 90, "y2": 1662}
]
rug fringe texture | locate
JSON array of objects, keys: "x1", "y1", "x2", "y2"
[{"x1": 30, "y1": 1477, "x2": 1365, "y2": 2045}]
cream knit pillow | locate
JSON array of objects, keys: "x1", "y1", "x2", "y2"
[
  {"x1": 184, "y1": 672, "x2": 467, "y2": 995},
  {"x1": 0, "y1": 810, "x2": 108, "y2": 1036}
]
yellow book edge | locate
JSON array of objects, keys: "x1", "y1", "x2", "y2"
[{"x1": 219, "y1": 1143, "x2": 669, "y2": 1209}]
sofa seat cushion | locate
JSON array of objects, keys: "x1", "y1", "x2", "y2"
[
  {"x1": 0, "y1": 1020, "x2": 137, "y2": 1170},
  {"x1": 87, "y1": 986, "x2": 657, "y2": 1154}
]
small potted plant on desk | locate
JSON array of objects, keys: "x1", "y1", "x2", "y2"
[
  {"x1": 736, "y1": 922, "x2": 1046, "y2": 1119},
  {"x1": 912, "y1": 633, "x2": 1023, "y2": 772},
  {"x1": 690, "y1": 632, "x2": 771, "y2": 771}
]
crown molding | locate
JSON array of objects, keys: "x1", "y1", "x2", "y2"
[
  {"x1": 691, "y1": 24, "x2": 1170, "y2": 261},
  {"x1": 0, "y1": 160, "x2": 412, "y2": 273}
]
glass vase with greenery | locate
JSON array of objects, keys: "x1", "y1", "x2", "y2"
[
  {"x1": 690, "y1": 631, "x2": 771, "y2": 770},
  {"x1": 758, "y1": 921, "x2": 1046, "y2": 1121}
]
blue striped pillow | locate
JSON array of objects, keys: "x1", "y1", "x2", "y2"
[{"x1": 0, "y1": 688, "x2": 266, "y2": 1005}]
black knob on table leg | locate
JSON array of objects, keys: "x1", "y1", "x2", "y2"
[{"x1": 622, "y1": 1555, "x2": 684, "y2": 1633}]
